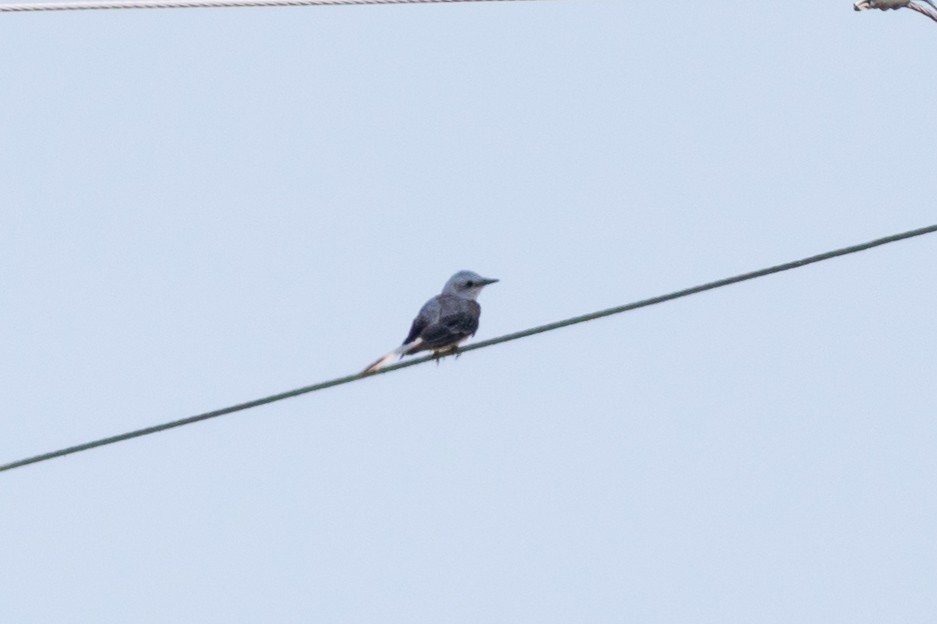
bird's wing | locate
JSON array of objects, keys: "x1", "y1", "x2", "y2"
[
  {"x1": 416, "y1": 298, "x2": 481, "y2": 351},
  {"x1": 402, "y1": 296, "x2": 442, "y2": 345}
]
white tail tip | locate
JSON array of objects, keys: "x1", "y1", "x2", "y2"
[
  {"x1": 362, "y1": 352, "x2": 397, "y2": 375},
  {"x1": 361, "y1": 338, "x2": 423, "y2": 375}
]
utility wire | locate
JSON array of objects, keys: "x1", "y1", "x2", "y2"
[
  {"x1": 0, "y1": 0, "x2": 540, "y2": 14},
  {"x1": 2, "y1": 223, "x2": 935, "y2": 474}
]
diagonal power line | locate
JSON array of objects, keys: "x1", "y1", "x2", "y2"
[
  {"x1": 2, "y1": 223, "x2": 935, "y2": 473},
  {"x1": 0, "y1": 0, "x2": 543, "y2": 14}
]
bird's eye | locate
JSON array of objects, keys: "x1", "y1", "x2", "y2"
[{"x1": 465, "y1": 280, "x2": 475, "y2": 287}]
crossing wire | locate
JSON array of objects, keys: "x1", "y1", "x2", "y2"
[
  {"x1": 1, "y1": 223, "x2": 935, "y2": 473},
  {"x1": 0, "y1": 0, "x2": 543, "y2": 14}
]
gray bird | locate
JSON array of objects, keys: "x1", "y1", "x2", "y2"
[
  {"x1": 362, "y1": 270, "x2": 498, "y2": 374},
  {"x1": 854, "y1": 0, "x2": 937, "y2": 24}
]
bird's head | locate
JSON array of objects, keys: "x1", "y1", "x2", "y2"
[{"x1": 442, "y1": 270, "x2": 499, "y2": 300}]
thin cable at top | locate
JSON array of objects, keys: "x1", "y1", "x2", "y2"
[
  {"x1": 0, "y1": 0, "x2": 541, "y2": 14},
  {"x1": 1, "y1": 223, "x2": 935, "y2": 474}
]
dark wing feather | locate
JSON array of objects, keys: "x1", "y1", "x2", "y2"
[
  {"x1": 402, "y1": 296, "x2": 441, "y2": 345},
  {"x1": 403, "y1": 296, "x2": 481, "y2": 353},
  {"x1": 402, "y1": 314, "x2": 428, "y2": 346},
  {"x1": 420, "y1": 310, "x2": 480, "y2": 350}
]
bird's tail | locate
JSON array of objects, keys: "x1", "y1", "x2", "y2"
[{"x1": 362, "y1": 338, "x2": 423, "y2": 374}]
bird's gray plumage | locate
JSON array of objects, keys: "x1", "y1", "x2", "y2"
[
  {"x1": 854, "y1": 0, "x2": 937, "y2": 24},
  {"x1": 363, "y1": 271, "x2": 498, "y2": 374},
  {"x1": 401, "y1": 295, "x2": 482, "y2": 352}
]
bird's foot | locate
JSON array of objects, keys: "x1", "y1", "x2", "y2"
[{"x1": 432, "y1": 346, "x2": 459, "y2": 365}]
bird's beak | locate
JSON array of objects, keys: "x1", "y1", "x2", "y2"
[{"x1": 480, "y1": 277, "x2": 499, "y2": 286}]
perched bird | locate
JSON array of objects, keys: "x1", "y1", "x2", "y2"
[
  {"x1": 854, "y1": 0, "x2": 937, "y2": 24},
  {"x1": 362, "y1": 270, "x2": 499, "y2": 374}
]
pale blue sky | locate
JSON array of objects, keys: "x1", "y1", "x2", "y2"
[{"x1": 2, "y1": 2, "x2": 936, "y2": 622}]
